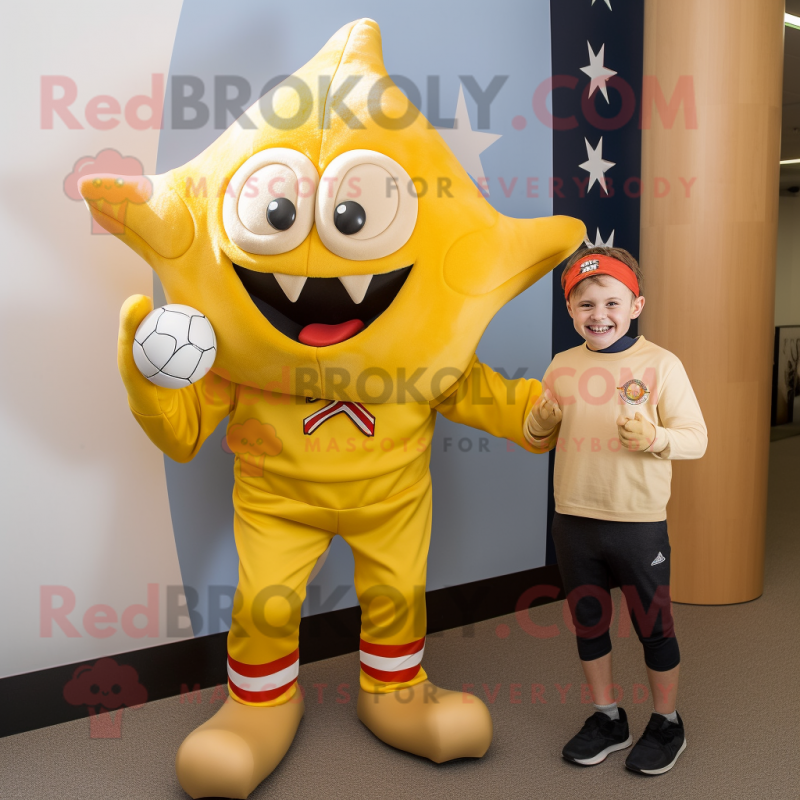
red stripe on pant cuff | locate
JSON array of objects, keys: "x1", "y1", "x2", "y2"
[
  {"x1": 360, "y1": 663, "x2": 421, "y2": 684},
  {"x1": 359, "y1": 637, "x2": 425, "y2": 657},
  {"x1": 227, "y1": 648, "x2": 299, "y2": 678},
  {"x1": 228, "y1": 678, "x2": 296, "y2": 704}
]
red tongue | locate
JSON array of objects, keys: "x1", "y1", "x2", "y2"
[{"x1": 299, "y1": 320, "x2": 365, "y2": 347}]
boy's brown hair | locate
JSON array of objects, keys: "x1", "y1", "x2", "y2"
[{"x1": 561, "y1": 246, "x2": 643, "y2": 300}]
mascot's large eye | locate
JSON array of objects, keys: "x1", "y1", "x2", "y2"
[
  {"x1": 316, "y1": 150, "x2": 418, "y2": 261},
  {"x1": 223, "y1": 148, "x2": 318, "y2": 255}
]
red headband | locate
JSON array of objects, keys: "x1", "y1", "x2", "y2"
[{"x1": 563, "y1": 254, "x2": 639, "y2": 300}]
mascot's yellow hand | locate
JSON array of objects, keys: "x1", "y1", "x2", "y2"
[
  {"x1": 528, "y1": 388, "x2": 563, "y2": 436},
  {"x1": 118, "y1": 295, "x2": 162, "y2": 415},
  {"x1": 615, "y1": 411, "x2": 656, "y2": 451}
]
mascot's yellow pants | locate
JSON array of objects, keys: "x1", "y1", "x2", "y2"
[
  {"x1": 127, "y1": 356, "x2": 547, "y2": 708},
  {"x1": 229, "y1": 474, "x2": 432, "y2": 706}
]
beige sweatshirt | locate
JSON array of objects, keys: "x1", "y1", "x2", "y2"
[{"x1": 525, "y1": 336, "x2": 707, "y2": 522}]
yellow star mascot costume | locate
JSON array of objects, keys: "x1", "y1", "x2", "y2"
[{"x1": 79, "y1": 18, "x2": 584, "y2": 799}]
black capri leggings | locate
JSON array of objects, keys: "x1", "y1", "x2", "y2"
[{"x1": 551, "y1": 512, "x2": 680, "y2": 672}]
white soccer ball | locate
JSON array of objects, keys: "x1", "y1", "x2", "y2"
[{"x1": 132, "y1": 304, "x2": 217, "y2": 389}]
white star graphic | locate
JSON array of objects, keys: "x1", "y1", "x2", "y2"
[
  {"x1": 579, "y1": 137, "x2": 615, "y2": 194},
  {"x1": 592, "y1": 0, "x2": 612, "y2": 9},
  {"x1": 580, "y1": 42, "x2": 617, "y2": 103},
  {"x1": 436, "y1": 84, "x2": 501, "y2": 194},
  {"x1": 584, "y1": 228, "x2": 615, "y2": 248}
]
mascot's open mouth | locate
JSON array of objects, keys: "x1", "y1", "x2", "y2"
[{"x1": 233, "y1": 264, "x2": 412, "y2": 346}]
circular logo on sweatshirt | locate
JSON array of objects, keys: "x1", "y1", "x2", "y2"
[{"x1": 617, "y1": 378, "x2": 650, "y2": 405}]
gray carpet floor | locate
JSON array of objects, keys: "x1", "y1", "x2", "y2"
[
  {"x1": 2, "y1": 436, "x2": 798, "y2": 799},
  {"x1": 770, "y1": 423, "x2": 800, "y2": 441}
]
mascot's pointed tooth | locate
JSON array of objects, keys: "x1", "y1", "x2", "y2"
[
  {"x1": 274, "y1": 273, "x2": 308, "y2": 303},
  {"x1": 77, "y1": 172, "x2": 194, "y2": 261},
  {"x1": 339, "y1": 274, "x2": 373, "y2": 304}
]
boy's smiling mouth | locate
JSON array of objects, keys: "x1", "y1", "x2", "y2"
[{"x1": 587, "y1": 324, "x2": 614, "y2": 335}]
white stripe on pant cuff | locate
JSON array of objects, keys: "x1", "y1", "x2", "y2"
[
  {"x1": 359, "y1": 646, "x2": 425, "y2": 672},
  {"x1": 227, "y1": 660, "x2": 299, "y2": 693}
]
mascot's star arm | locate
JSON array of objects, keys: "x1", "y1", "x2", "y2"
[
  {"x1": 431, "y1": 356, "x2": 554, "y2": 454},
  {"x1": 127, "y1": 373, "x2": 235, "y2": 464}
]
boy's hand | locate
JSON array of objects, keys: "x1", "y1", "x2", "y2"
[
  {"x1": 616, "y1": 412, "x2": 656, "y2": 451},
  {"x1": 528, "y1": 388, "x2": 563, "y2": 435}
]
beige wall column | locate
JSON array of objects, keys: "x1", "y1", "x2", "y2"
[{"x1": 640, "y1": 1, "x2": 785, "y2": 603}]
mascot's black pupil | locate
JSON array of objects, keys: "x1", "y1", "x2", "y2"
[
  {"x1": 266, "y1": 198, "x2": 296, "y2": 231},
  {"x1": 90, "y1": 684, "x2": 100, "y2": 694},
  {"x1": 111, "y1": 684, "x2": 122, "y2": 694},
  {"x1": 334, "y1": 201, "x2": 366, "y2": 235}
]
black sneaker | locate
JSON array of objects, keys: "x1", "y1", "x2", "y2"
[
  {"x1": 562, "y1": 707, "x2": 632, "y2": 765},
  {"x1": 625, "y1": 712, "x2": 687, "y2": 775}
]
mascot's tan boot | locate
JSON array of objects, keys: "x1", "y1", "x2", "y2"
[
  {"x1": 357, "y1": 680, "x2": 493, "y2": 763},
  {"x1": 175, "y1": 695, "x2": 304, "y2": 799}
]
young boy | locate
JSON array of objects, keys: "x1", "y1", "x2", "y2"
[{"x1": 524, "y1": 246, "x2": 707, "y2": 775}]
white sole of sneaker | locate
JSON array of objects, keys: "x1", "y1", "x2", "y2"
[
  {"x1": 570, "y1": 735, "x2": 633, "y2": 766},
  {"x1": 636, "y1": 738, "x2": 687, "y2": 775}
]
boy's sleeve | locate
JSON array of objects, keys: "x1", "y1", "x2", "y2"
[
  {"x1": 430, "y1": 355, "x2": 555, "y2": 453},
  {"x1": 647, "y1": 359, "x2": 707, "y2": 460},
  {"x1": 522, "y1": 357, "x2": 561, "y2": 452},
  {"x1": 127, "y1": 370, "x2": 236, "y2": 463}
]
